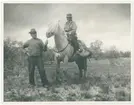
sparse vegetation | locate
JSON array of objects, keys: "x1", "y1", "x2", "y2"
[{"x1": 4, "y1": 38, "x2": 131, "y2": 101}]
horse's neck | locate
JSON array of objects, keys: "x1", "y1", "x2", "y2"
[{"x1": 54, "y1": 30, "x2": 68, "y2": 51}]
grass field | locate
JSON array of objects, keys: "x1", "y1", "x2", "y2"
[{"x1": 4, "y1": 58, "x2": 131, "y2": 101}]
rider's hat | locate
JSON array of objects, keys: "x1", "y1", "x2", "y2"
[
  {"x1": 29, "y1": 28, "x2": 37, "y2": 34},
  {"x1": 66, "y1": 13, "x2": 72, "y2": 17}
]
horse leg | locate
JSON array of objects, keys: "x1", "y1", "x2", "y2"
[
  {"x1": 76, "y1": 63, "x2": 83, "y2": 80},
  {"x1": 75, "y1": 56, "x2": 83, "y2": 80},
  {"x1": 56, "y1": 59, "x2": 60, "y2": 83},
  {"x1": 64, "y1": 55, "x2": 69, "y2": 64},
  {"x1": 79, "y1": 68, "x2": 83, "y2": 79},
  {"x1": 84, "y1": 68, "x2": 87, "y2": 79},
  {"x1": 83, "y1": 58, "x2": 87, "y2": 79}
]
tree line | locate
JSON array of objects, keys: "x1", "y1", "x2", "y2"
[
  {"x1": 89, "y1": 40, "x2": 130, "y2": 60},
  {"x1": 4, "y1": 38, "x2": 130, "y2": 78}
]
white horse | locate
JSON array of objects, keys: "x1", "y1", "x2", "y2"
[{"x1": 46, "y1": 22, "x2": 92, "y2": 82}]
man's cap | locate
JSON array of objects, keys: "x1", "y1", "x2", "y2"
[
  {"x1": 66, "y1": 13, "x2": 72, "y2": 17},
  {"x1": 29, "y1": 28, "x2": 37, "y2": 34}
]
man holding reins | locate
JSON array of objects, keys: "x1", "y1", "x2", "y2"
[{"x1": 23, "y1": 28, "x2": 49, "y2": 87}]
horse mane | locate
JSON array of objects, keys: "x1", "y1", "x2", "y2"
[{"x1": 47, "y1": 22, "x2": 58, "y2": 33}]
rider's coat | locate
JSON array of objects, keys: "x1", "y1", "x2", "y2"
[{"x1": 64, "y1": 21, "x2": 77, "y2": 36}]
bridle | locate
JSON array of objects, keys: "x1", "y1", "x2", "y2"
[{"x1": 52, "y1": 42, "x2": 69, "y2": 53}]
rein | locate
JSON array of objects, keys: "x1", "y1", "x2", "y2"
[
  {"x1": 47, "y1": 23, "x2": 69, "y2": 53},
  {"x1": 53, "y1": 43, "x2": 69, "y2": 53}
]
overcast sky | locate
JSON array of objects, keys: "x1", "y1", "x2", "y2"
[{"x1": 4, "y1": 3, "x2": 130, "y2": 51}]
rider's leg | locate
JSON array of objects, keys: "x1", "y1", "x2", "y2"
[
  {"x1": 71, "y1": 39, "x2": 77, "y2": 53},
  {"x1": 73, "y1": 37, "x2": 80, "y2": 51},
  {"x1": 69, "y1": 35, "x2": 81, "y2": 53}
]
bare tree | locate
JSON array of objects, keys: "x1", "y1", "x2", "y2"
[
  {"x1": 89, "y1": 40, "x2": 103, "y2": 60},
  {"x1": 107, "y1": 46, "x2": 120, "y2": 58}
]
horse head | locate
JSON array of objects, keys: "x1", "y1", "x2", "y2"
[{"x1": 46, "y1": 21, "x2": 64, "y2": 38}]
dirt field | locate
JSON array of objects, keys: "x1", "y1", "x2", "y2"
[{"x1": 4, "y1": 58, "x2": 131, "y2": 101}]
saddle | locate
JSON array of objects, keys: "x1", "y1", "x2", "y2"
[
  {"x1": 68, "y1": 38, "x2": 91, "y2": 57},
  {"x1": 77, "y1": 40, "x2": 91, "y2": 57},
  {"x1": 53, "y1": 35, "x2": 91, "y2": 58}
]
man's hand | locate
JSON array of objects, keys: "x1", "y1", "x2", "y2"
[
  {"x1": 45, "y1": 39, "x2": 48, "y2": 45},
  {"x1": 23, "y1": 49, "x2": 30, "y2": 56}
]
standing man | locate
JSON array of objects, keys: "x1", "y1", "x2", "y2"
[
  {"x1": 23, "y1": 28, "x2": 49, "y2": 87},
  {"x1": 64, "y1": 13, "x2": 80, "y2": 53}
]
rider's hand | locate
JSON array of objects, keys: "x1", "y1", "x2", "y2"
[
  {"x1": 45, "y1": 39, "x2": 48, "y2": 45},
  {"x1": 67, "y1": 32, "x2": 71, "y2": 35}
]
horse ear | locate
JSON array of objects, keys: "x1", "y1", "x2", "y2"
[{"x1": 57, "y1": 20, "x2": 61, "y2": 26}]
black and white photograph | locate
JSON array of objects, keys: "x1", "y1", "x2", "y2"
[{"x1": 3, "y1": 2, "x2": 131, "y2": 102}]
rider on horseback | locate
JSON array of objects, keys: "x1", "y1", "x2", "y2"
[{"x1": 64, "y1": 13, "x2": 81, "y2": 53}]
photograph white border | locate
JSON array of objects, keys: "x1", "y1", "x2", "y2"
[{"x1": 0, "y1": 0, "x2": 133, "y2": 105}]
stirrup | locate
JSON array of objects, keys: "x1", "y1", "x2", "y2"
[{"x1": 78, "y1": 48, "x2": 83, "y2": 52}]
